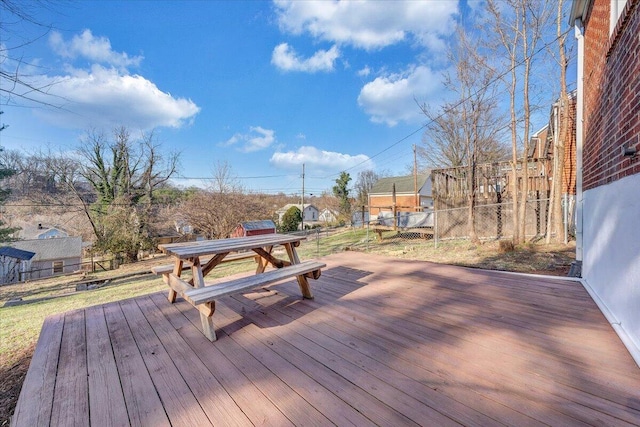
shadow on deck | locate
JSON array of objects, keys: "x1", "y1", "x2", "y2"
[{"x1": 12, "y1": 252, "x2": 640, "y2": 426}]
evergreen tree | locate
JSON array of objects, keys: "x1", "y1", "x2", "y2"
[
  {"x1": 332, "y1": 171, "x2": 352, "y2": 223},
  {"x1": 280, "y1": 206, "x2": 302, "y2": 232}
]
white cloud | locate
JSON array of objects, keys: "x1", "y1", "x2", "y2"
[
  {"x1": 357, "y1": 65, "x2": 443, "y2": 126},
  {"x1": 222, "y1": 126, "x2": 276, "y2": 152},
  {"x1": 31, "y1": 65, "x2": 200, "y2": 130},
  {"x1": 357, "y1": 66, "x2": 371, "y2": 77},
  {"x1": 274, "y1": 0, "x2": 458, "y2": 50},
  {"x1": 21, "y1": 30, "x2": 200, "y2": 131},
  {"x1": 49, "y1": 30, "x2": 143, "y2": 69},
  {"x1": 270, "y1": 146, "x2": 373, "y2": 171},
  {"x1": 272, "y1": 43, "x2": 340, "y2": 73}
]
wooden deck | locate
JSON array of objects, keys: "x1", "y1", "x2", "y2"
[{"x1": 13, "y1": 252, "x2": 640, "y2": 426}]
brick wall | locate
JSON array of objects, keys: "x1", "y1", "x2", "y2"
[{"x1": 582, "y1": 0, "x2": 640, "y2": 190}]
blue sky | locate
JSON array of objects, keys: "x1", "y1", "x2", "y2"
[{"x1": 1, "y1": 0, "x2": 565, "y2": 195}]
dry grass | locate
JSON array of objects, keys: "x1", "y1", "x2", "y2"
[{"x1": 0, "y1": 230, "x2": 576, "y2": 424}]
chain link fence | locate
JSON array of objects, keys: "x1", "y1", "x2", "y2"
[{"x1": 293, "y1": 198, "x2": 576, "y2": 259}]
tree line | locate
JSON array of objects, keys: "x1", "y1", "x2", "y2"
[
  {"x1": 417, "y1": 0, "x2": 572, "y2": 245},
  {"x1": 0, "y1": 130, "x2": 381, "y2": 262}
]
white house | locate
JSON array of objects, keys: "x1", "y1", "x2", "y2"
[
  {"x1": 318, "y1": 208, "x2": 338, "y2": 223},
  {"x1": 276, "y1": 204, "x2": 319, "y2": 224}
]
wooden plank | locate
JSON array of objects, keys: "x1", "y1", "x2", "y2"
[
  {"x1": 85, "y1": 305, "x2": 129, "y2": 427},
  {"x1": 136, "y1": 296, "x2": 251, "y2": 426},
  {"x1": 222, "y1": 294, "x2": 432, "y2": 426},
  {"x1": 225, "y1": 292, "x2": 509, "y2": 427},
  {"x1": 319, "y1": 274, "x2": 640, "y2": 416},
  {"x1": 185, "y1": 261, "x2": 325, "y2": 305},
  {"x1": 117, "y1": 298, "x2": 214, "y2": 426},
  {"x1": 159, "y1": 234, "x2": 306, "y2": 259},
  {"x1": 175, "y1": 297, "x2": 331, "y2": 426},
  {"x1": 297, "y1": 279, "x2": 634, "y2": 425},
  {"x1": 50, "y1": 309, "x2": 90, "y2": 427},
  {"x1": 223, "y1": 295, "x2": 494, "y2": 426},
  {"x1": 214, "y1": 310, "x2": 382, "y2": 426},
  {"x1": 11, "y1": 313, "x2": 64, "y2": 427},
  {"x1": 103, "y1": 301, "x2": 171, "y2": 427},
  {"x1": 148, "y1": 292, "x2": 294, "y2": 426}
]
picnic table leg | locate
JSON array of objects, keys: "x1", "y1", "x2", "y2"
[
  {"x1": 191, "y1": 257, "x2": 217, "y2": 341},
  {"x1": 168, "y1": 260, "x2": 183, "y2": 303},
  {"x1": 255, "y1": 246, "x2": 273, "y2": 273},
  {"x1": 284, "y1": 243, "x2": 314, "y2": 299}
]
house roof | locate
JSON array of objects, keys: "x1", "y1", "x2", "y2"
[
  {"x1": 16, "y1": 223, "x2": 69, "y2": 240},
  {"x1": 0, "y1": 246, "x2": 36, "y2": 261},
  {"x1": 238, "y1": 220, "x2": 276, "y2": 231},
  {"x1": 369, "y1": 174, "x2": 430, "y2": 195},
  {"x1": 276, "y1": 203, "x2": 318, "y2": 213},
  {"x1": 11, "y1": 237, "x2": 82, "y2": 262}
]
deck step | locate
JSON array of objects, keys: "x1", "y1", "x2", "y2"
[{"x1": 185, "y1": 261, "x2": 326, "y2": 305}]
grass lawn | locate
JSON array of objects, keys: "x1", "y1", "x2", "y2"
[{"x1": 0, "y1": 229, "x2": 576, "y2": 424}]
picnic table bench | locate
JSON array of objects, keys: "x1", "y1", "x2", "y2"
[{"x1": 155, "y1": 234, "x2": 325, "y2": 341}]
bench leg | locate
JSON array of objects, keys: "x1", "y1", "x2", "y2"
[
  {"x1": 200, "y1": 313, "x2": 216, "y2": 341},
  {"x1": 296, "y1": 275, "x2": 314, "y2": 299},
  {"x1": 168, "y1": 259, "x2": 184, "y2": 303}
]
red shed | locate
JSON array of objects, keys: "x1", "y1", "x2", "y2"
[{"x1": 231, "y1": 220, "x2": 276, "y2": 238}]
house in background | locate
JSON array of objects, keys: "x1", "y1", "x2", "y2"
[
  {"x1": 571, "y1": 0, "x2": 640, "y2": 365},
  {"x1": 318, "y1": 208, "x2": 338, "y2": 224},
  {"x1": 0, "y1": 247, "x2": 35, "y2": 284},
  {"x1": 9, "y1": 237, "x2": 82, "y2": 281},
  {"x1": 368, "y1": 174, "x2": 432, "y2": 217},
  {"x1": 276, "y1": 204, "x2": 319, "y2": 224},
  {"x1": 17, "y1": 223, "x2": 69, "y2": 240}
]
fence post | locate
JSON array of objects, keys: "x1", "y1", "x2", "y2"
[{"x1": 434, "y1": 209, "x2": 439, "y2": 248}]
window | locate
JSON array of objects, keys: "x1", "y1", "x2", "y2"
[
  {"x1": 610, "y1": 0, "x2": 628, "y2": 34},
  {"x1": 53, "y1": 261, "x2": 64, "y2": 274}
]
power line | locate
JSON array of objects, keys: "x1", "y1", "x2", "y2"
[{"x1": 324, "y1": 25, "x2": 574, "y2": 180}]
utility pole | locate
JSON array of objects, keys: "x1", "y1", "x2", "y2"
[
  {"x1": 301, "y1": 163, "x2": 305, "y2": 232},
  {"x1": 413, "y1": 144, "x2": 418, "y2": 211}
]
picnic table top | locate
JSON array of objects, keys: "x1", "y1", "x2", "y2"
[{"x1": 158, "y1": 234, "x2": 306, "y2": 259}]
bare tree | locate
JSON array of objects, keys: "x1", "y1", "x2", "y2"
[
  {"x1": 0, "y1": 0, "x2": 67, "y2": 107},
  {"x1": 210, "y1": 160, "x2": 242, "y2": 194},
  {"x1": 65, "y1": 127, "x2": 179, "y2": 261},
  {"x1": 420, "y1": 28, "x2": 505, "y2": 244},
  {"x1": 485, "y1": 0, "x2": 553, "y2": 243},
  {"x1": 354, "y1": 169, "x2": 380, "y2": 208},
  {"x1": 546, "y1": 0, "x2": 570, "y2": 244},
  {"x1": 181, "y1": 190, "x2": 272, "y2": 239}
]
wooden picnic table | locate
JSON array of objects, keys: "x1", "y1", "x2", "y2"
[{"x1": 155, "y1": 234, "x2": 325, "y2": 341}]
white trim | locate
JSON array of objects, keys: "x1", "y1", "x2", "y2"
[
  {"x1": 580, "y1": 278, "x2": 640, "y2": 368},
  {"x1": 574, "y1": 18, "x2": 585, "y2": 263},
  {"x1": 610, "y1": 0, "x2": 629, "y2": 34}
]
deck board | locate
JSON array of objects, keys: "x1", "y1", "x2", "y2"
[
  {"x1": 50, "y1": 309, "x2": 89, "y2": 427},
  {"x1": 13, "y1": 252, "x2": 640, "y2": 426},
  {"x1": 85, "y1": 305, "x2": 130, "y2": 427}
]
